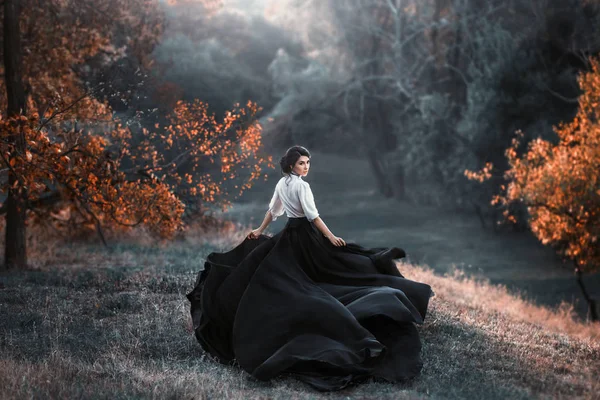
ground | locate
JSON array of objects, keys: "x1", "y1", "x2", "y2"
[{"x1": 0, "y1": 238, "x2": 598, "y2": 399}]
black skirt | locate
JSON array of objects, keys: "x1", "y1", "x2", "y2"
[{"x1": 186, "y1": 216, "x2": 434, "y2": 391}]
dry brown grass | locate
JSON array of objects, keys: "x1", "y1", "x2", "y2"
[
  {"x1": 401, "y1": 262, "x2": 600, "y2": 343},
  {"x1": 0, "y1": 225, "x2": 598, "y2": 399}
]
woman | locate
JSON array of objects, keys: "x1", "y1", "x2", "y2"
[{"x1": 186, "y1": 145, "x2": 434, "y2": 391}]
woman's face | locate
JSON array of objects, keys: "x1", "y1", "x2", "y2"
[{"x1": 292, "y1": 156, "x2": 310, "y2": 177}]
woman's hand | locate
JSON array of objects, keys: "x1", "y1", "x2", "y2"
[
  {"x1": 327, "y1": 235, "x2": 346, "y2": 247},
  {"x1": 247, "y1": 228, "x2": 263, "y2": 239}
]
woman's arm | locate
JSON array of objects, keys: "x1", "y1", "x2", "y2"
[
  {"x1": 249, "y1": 186, "x2": 283, "y2": 239},
  {"x1": 312, "y1": 216, "x2": 346, "y2": 247},
  {"x1": 298, "y1": 182, "x2": 345, "y2": 247},
  {"x1": 257, "y1": 210, "x2": 274, "y2": 233}
]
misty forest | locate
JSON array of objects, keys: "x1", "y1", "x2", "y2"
[{"x1": 1, "y1": 0, "x2": 599, "y2": 398}]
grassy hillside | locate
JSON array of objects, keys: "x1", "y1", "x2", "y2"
[{"x1": 0, "y1": 228, "x2": 598, "y2": 399}]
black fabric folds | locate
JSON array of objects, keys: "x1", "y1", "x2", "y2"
[{"x1": 186, "y1": 217, "x2": 434, "y2": 391}]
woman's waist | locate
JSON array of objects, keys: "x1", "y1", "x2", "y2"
[{"x1": 285, "y1": 216, "x2": 311, "y2": 228}]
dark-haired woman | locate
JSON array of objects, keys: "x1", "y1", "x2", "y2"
[{"x1": 187, "y1": 145, "x2": 434, "y2": 391}]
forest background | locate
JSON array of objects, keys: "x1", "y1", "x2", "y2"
[{"x1": 0, "y1": 0, "x2": 599, "y2": 398}]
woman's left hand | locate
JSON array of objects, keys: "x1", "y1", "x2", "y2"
[{"x1": 247, "y1": 228, "x2": 263, "y2": 239}]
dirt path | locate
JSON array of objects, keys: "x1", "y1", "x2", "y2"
[{"x1": 220, "y1": 152, "x2": 600, "y2": 319}]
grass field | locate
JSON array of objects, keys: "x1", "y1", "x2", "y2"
[{"x1": 0, "y1": 226, "x2": 598, "y2": 400}]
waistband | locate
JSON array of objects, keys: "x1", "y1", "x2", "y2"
[{"x1": 285, "y1": 216, "x2": 310, "y2": 228}]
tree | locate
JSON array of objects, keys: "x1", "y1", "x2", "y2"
[
  {"x1": 465, "y1": 57, "x2": 600, "y2": 321},
  {"x1": 257, "y1": 0, "x2": 599, "y2": 212},
  {"x1": 266, "y1": 0, "x2": 434, "y2": 198},
  {"x1": 325, "y1": 0, "x2": 422, "y2": 198},
  {"x1": 3, "y1": 0, "x2": 28, "y2": 268},
  {"x1": 264, "y1": 0, "x2": 504, "y2": 201},
  {"x1": 0, "y1": 0, "x2": 271, "y2": 269}
]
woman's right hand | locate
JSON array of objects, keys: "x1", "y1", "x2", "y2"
[
  {"x1": 247, "y1": 228, "x2": 263, "y2": 239},
  {"x1": 327, "y1": 235, "x2": 346, "y2": 247}
]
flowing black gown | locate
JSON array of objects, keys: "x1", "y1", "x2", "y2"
[{"x1": 186, "y1": 216, "x2": 434, "y2": 391}]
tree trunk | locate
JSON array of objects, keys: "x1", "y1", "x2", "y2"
[
  {"x1": 452, "y1": 24, "x2": 464, "y2": 102},
  {"x1": 367, "y1": 149, "x2": 393, "y2": 198},
  {"x1": 575, "y1": 266, "x2": 599, "y2": 322},
  {"x1": 3, "y1": 0, "x2": 28, "y2": 269},
  {"x1": 393, "y1": 164, "x2": 405, "y2": 200},
  {"x1": 360, "y1": 8, "x2": 395, "y2": 199},
  {"x1": 431, "y1": 0, "x2": 443, "y2": 78}
]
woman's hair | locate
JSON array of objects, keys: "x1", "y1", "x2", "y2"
[{"x1": 279, "y1": 145, "x2": 311, "y2": 176}]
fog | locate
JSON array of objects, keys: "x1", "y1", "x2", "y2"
[
  {"x1": 147, "y1": 0, "x2": 600, "y2": 318},
  {"x1": 145, "y1": 0, "x2": 600, "y2": 214}
]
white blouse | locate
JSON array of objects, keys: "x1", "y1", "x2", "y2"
[{"x1": 267, "y1": 173, "x2": 320, "y2": 222}]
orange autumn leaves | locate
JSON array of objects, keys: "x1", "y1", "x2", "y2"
[
  {"x1": 0, "y1": 0, "x2": 165, "y2": 122},
  {"x1": 466, "y1": 58, "x2": 600, "y2": 272},
  {"x1": 134, "y1": 99, "x2": 273, "y2": 213},
  {"x1": 0, "y1": 100, "x2": 269, "y2": 239},
  {"x1": 0, "y1": 0, "x2": 271, "y2": 240}
]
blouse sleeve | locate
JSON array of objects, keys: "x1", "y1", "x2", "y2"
[
  {"x1": 297, "y1": 181, "x2": 319, "y2": 222},
  {"x1": 268, "y1": 187, "x2": 285, "y2": 221}
]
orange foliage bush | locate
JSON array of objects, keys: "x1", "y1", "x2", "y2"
[
  {"x1": 131, "y1": 99, "x2": 272, "y2": 220},
  {"x1": 0, "y1": 0, "x2": 271, "y2": 241},
  {"x1": 465, "y1": 57, "x2": 600, "y2": 273}
]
